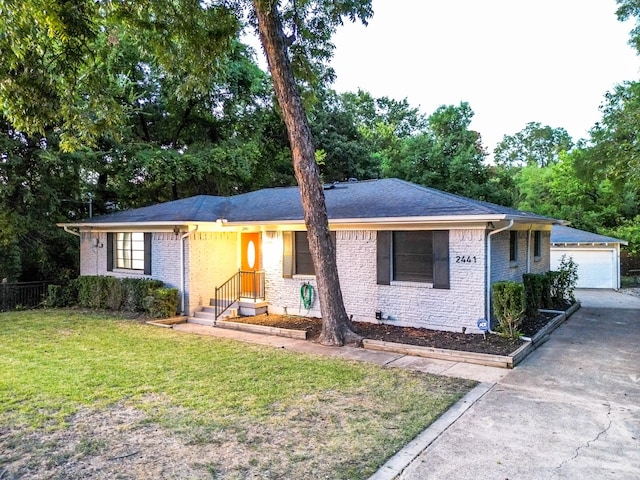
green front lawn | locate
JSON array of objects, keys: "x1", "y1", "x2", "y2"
[{"x1": 0, "y1": 310, "x2": 475, "y2": 479}]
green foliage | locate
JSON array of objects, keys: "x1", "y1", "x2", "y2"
[
  {"x1": 617, "y1": 0, "x2": 640, "y2": 55},
  {"x1": 379, "y1": 101, "x2": 505, "y2": 204},
  {"x1": 547, "y1": 255, "x2": 579, "y2": 307},
  {"x1": 0, "y1": 235, "x2": 21, "y2": 282},
  {"x1": 75, "y1": 276, "x2": 165, "y2": 312},
  {"x1": 44, "y1": 283, "x2": 78, "y2": 308},
  {"x1": 522, "y1": 273, "x2": 546, "y2": 318},
  {"x1": 492, "y1": 281, "x2": 525, "y2": 339},
  {"x1": 0, "y1": 310, "x2": 471, "y2": 477},
  {"x1": 494, "y1": 122, "x2": 573, "y2": 168},
  {"x1": 119, "y1": 278, "x2": 163, "y2": 312},
  {"x1": 512, "y1": 150, "x2": 630, "y2": 233},
  {"x1": 143, "y1": 288, "x2": 180, "y2": 318}
]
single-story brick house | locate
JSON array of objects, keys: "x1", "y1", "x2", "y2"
[
  {"x1": 60, "y1": 178, "x2": 560, "y2": 333},
  {"x1": 551, "y1": 225, "x2": 627, "y2": 289}
]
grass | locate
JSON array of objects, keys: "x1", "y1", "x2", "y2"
[{"x1": 0, "y1": 309, "x2": 476, "y2": 479}]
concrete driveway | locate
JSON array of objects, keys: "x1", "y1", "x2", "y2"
[{"x1": 397, "y1": 290, "x2": 640, "y2": 479}]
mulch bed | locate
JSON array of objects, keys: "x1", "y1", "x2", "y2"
[{"x1": 228, "y1": 309, "x2": 564, "y2": 357}]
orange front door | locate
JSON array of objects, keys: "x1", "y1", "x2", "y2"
[{"x1": 240, "y1": 233, "x2": 261, "y2": 297}]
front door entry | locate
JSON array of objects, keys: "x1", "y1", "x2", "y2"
[{"x1": 240, "y1": 233, "x2": 261, "y2": 297}]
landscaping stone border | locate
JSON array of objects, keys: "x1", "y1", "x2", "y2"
[
  {"x1": 156, "y1": 302, "x2": 580, "y2": 369},
  {"x1": 364, "y1": 302, "x2": 581, "y2": 369},
  {"x1": 146, "y1": 316, "x2": 187, "y2": 328},
  {"x1": 215, "y1": 319, "x2": 308, "y2": 339}
]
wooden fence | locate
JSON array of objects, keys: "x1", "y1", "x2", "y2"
[{"x1": 0, "y1": 281, "x2": 49, "y2": 312}]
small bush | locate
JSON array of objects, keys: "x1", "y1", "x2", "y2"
[
  {"x1": 492, "y1": 281, "x2": 525, "y2": 339},
  {"x1": 144, "y1": 288, "x2": 180, "y2": 318},
  {"x1": 74, "y1": 276, "x2": 169, "y2": 313},
  {"x1": 44, "y1": 283, "x2": 77, "y2": 308},
  {"x1": 120, "y1": 278, "x2": 163, "y2": 312},
  {"x1": 77, "y1": 276, "x2": 107, "y2": 309},
  {"x1": 523, "y1": 273, "x2": 545, "y2": 318},
  {"x1": 106, "y1": 278, "x2": 124, "y2": 311},
  {"x1": 546, "y1": 255, "x2": 578, "y2": 308}
]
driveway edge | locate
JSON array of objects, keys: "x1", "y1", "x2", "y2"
[{"x1": 368, "y1": 382, "x2": 494, "y2": 480}]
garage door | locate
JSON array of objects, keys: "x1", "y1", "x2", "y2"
[{"x1": 550, "y1": 248, "x2": 616, "y2": 289}]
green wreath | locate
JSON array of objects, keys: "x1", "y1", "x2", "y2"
[{"x1": 300, "y1": 282, "x2": 314, "y2": 310}]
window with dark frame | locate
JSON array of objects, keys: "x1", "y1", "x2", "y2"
[
  {"x1": 116, "y1": 232, "x2": 145, "y2": 270},
  {"x1": 282, "y1": 231, "x2": 336, "y2": 277},
  {"x1": 534, "y1": 230, "x2": 542, "y2": 257},
  {"x1": 294, "y1": 231, "x2": 315, "y2": 276},
  {"x1": 509, "y1": 230, "x2": 518, "y2": 261},
  {"x1": 377, "y1": 230, "x2": 449, "y2": 289},
  {"x1": 392, "y1": 231, "x2": 434, "y2": 282},
  {"x1": 107, "y1": 232, "x2": 152, "y2": 275}
]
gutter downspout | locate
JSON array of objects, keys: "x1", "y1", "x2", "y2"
[
  {"x1": 180, "y1": 225, "x2": 198, "y2": 315},
  {"x1": 486, "y1": 219, "x2": 515, "y2": 330},
  {"x1": 63, "y1": 226, "x2": 81, "y2": 237},
  {"x1": 616, "y1": 243, "x2": 621, "y2": 290},
  {"x1": 526, "y1": 225, "x2": 532, "y2": 274}
]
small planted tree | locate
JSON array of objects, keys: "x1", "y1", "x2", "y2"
[
  {"x1": 547, "y1": 255, "x2": 579, "y2": 308},
  {"x1": 492, "y1": 281, "x2": 525, "y2": 339}
]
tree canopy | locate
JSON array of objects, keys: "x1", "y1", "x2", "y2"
[{"x1": 1, "y1": 0, "x2": 639, "y2": 282}]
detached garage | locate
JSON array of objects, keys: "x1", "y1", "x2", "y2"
[{"x1": 551, "y1": 225, "x2": 627, "y2": 289}]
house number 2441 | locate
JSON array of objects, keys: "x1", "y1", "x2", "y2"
[{"x1": 455, "y1": 255, "x2": 477, "y2": 263}]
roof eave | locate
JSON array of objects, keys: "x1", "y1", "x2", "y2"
[{"x1": 59, "y1": 213, "x2": 559, "y2": 229}]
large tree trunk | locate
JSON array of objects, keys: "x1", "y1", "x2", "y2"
[{"x1": 253, "y1": 1, "x2": 361, "y2": 346}]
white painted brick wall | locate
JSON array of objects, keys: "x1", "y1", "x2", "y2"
[
  {"x1": 531, "y1": 230, "x2": 551, "y2": 274},
  {"x1": 79, "y1": 231, "x2": 182, "y2": 287},
  {"x1": 264, "y1": 229, "x2": 487, "y2": 332},
  {"x1": 151, "y1": 233, "x2": 182, "y2": 289},
  {"x1": 79, "y1": 231, "x2": 106, "y2": 276},
  {"x1": 491, "y1": 229, "x2": 551, "y2": 282},
  {"x1": 263, "y1": 231, "x2": 321, "y2": 317},
  {"x1": 185, "y1": 231, "x2": 238, "y2": 316}
]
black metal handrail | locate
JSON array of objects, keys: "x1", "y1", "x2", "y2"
[
  {"x1": 1, "y1": 281, "x2": 49, "y2": 312},
  {"x1": 214, "y1": 271, "x2": 265, "y2": 322},
  {"x1": 239, "y1": 270, "x2": 265, "y2": 301}
]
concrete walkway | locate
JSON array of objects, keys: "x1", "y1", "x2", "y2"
[{"x1": 395, "y1": 289, "x2": 640, "y2": 479}]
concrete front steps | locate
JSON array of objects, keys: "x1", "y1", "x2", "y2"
[{"x1": 189, "y1": 299, "x2": 268, "y2": 326}]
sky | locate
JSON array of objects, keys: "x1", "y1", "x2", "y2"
[{"x1": 327, "y1": 0, "x2": 640, "y2": 155}]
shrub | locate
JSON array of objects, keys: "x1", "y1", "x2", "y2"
[
  {"x1": 144, "y1": 288, "x2": 180, "y2": 318},
  {"x1": 492, "y1": 281, "x2": 525, "y2": 339},
  {"x1": 75, "y1": 276, "x2": 168, "y2": 312},
  {"x1": 106, "y1": 278, "x2": 124, "y2": 311},
  {"x1": 121, "y1": 278, "x2": 164, "y2": 312},
  {"x1": 77, "y1": 276, "x2": 108, "y2": 309},
  {"x1": 546, "y1": 255, "x2": 578, "y2": 308},
  {"x1": 540, "y1": 273, "x2": 553, "y2": 310},
  {"x1": 44, "y1": 283, "x2": 77, "y2": 308},
  {"x1": 523, "y1": 273, "x2": 545, "y2": 318}
]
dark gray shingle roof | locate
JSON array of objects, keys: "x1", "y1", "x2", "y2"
[
  {"x1": 551, "y1": 225, "x2": 627, "y2": 245},
  {"x1": 78, "y1": 178, "x2": 557, "y2": 225},
  {"x1": 86, "y1": 195, "x2": 230, "y2": 224}
]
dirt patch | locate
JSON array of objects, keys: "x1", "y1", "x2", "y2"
[
  {"x1": 0, "y1": 381, "x2": 471, "y2": 480},
  {"x1": 231, "y1": 311, "x2": 562, "y2": 357},
  {"x1": 0, "y1": 406, "x2": 219, "y2": 480}
]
